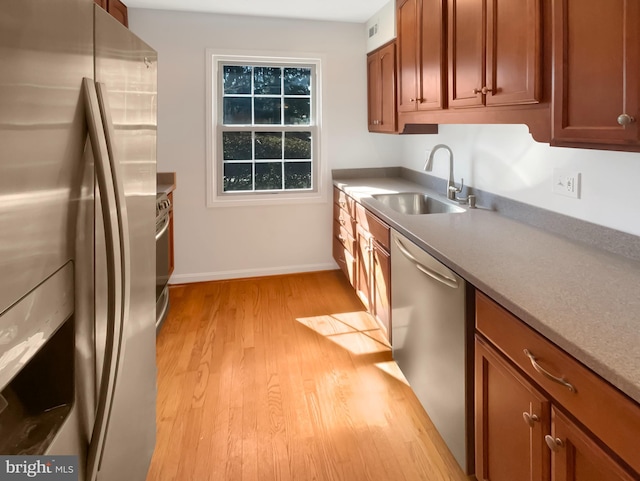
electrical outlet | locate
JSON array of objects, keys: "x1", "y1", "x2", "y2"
[{"x1": 553, "y1": 169, "x2": 581, "y2": 199}]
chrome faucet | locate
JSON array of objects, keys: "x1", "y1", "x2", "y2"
[{"x1": 424, "y1": 144, "x2": 463, "y2": 200}]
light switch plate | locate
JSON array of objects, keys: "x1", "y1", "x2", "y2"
[{"x1": 553, "y1": 169, "x2": 581, "y2": 199}]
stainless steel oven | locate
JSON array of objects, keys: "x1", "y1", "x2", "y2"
[{"x1": 156, "y1": 192, "x2": 171, "y2": 330}]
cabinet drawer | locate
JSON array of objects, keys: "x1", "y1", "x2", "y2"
[
  {"x1": 476, "y1": 291, "x2": 640, "y2": 475},
  {"x1": 333, "y1": 186, "x2": 355, "y2": 216},
  {"x1": 332, "y1": 203, "x2": 356, "y2": 238},
  {"x1": 355, "y1": 203, "x2": 390, "y2": 252},
  {"x1": 333, "y1": 221, "x2": 356, "y2": 255}
]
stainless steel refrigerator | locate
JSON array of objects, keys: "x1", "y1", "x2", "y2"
[{"x1": 0, "y1": 1, "x2": 157, "y2": 480}]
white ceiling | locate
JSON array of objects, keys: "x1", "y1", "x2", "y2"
[{"x1": 125, "y1": 0, "x2": 390, "y2": 23}]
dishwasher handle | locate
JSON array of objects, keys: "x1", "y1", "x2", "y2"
[{"x1": 394, "y1": 237, "x2": 459, "y2": 289}]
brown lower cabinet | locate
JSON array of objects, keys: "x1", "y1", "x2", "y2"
[
  {"x1": 333, "y1": 187, "x2": 391, "y2": 340},
  {"x1": 475, "y1": 291, "x2": 640, "y2": 480},
  {"x1": 475, "y1": 336, "x2": 550, "y2": 481},
  {"x1": 550, "y1": 408, "x2": 637, "y2": 481},
  {"x1": 167, "y1": 191, "x2": 174, "y2": 276}
]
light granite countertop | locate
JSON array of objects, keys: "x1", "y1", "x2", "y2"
[{"x1": 333, "y1": 176, "x2": 640, "y2": 405}]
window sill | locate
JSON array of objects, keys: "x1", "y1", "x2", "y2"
[{"x1": 207, "y1": 190, "x2": 326, "y2": 208}]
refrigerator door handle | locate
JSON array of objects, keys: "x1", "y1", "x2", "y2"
[{"x1": 82, "y1": 78, "x2": 130, "y2": 481}]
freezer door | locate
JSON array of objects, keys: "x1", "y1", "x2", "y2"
[
  {"x1": 0, "y1": 0, "x2": 93, "y2": 319},
  {"x1": 92, "y1": 7, "x2": 158, "y2": 481},
  {"x1": 0, "y1": 0, "x2": 95, "y2": 477}
]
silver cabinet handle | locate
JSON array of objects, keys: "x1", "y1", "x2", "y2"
[
  {"x1": 524, "y1": 349, "x2": 576, "y2": 393},
  {"x1": 522, "y1": 412, "x2": 540, "y2": 427},
  {"x1": 617, "y1": 113, "x2": 636, "y2": 126},
  {"x1": 393, "y1": 237, "x2": 458, "y2": 289},
  {"x1": 545, "y1": 435, "x2": 564, "y2": 451}
]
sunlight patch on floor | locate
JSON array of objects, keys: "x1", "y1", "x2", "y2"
[
  {"x1": 374, "y1": 361, "x2": 409, "y2": 386},
  {"x1": 296, "y1": 311, "x2": 390, "y2": 356}
]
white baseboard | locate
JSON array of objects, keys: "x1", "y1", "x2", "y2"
[{"x1": 168, "y1": 262, "x2": 339, "y2": 285}]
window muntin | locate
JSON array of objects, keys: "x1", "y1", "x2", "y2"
[{"x1": 217, "y1": 62, "x2": 317, "y2": 194}]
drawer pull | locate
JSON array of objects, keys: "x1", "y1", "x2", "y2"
[
  {"x1": 524, "y1": 349, "x2": 576, "y2": 393},
  {"x1": 522, "y1": 412, "x2": 540, "y2": 427},
  {"x1": 339, "y1": 218, "x2": 346, "y2": 226},
  {"x1": 544, "y1": 435, "x2": 564, "y2": 452},
  {"x1": 339, "y1": 201, "x2": 346, "y2": 207}
]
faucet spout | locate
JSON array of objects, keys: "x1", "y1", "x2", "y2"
[{"x1": 424, "y1": 144, "x2": 460, "y2": 200}]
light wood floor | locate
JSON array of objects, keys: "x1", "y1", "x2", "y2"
[{"x1": 147, "y1": 270, "x2": 471, "y2": 481}]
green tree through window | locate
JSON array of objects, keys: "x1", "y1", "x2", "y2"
[{"x1": 219, "y1": 62, "x2": 316, "y2": 193}]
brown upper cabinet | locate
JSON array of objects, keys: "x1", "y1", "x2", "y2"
[
  {"x1": 367, "y1": 42, "x2": 397, "y2": 133},
  {"x1": 448, "y1": 0, "x2": 542, "y2": 108},
  {"x1": 552, "y1": 0, "x2": 640, "y2": 149},
  {"x1": 95, "y1": 0, "x2": 129, "y2": 27},
  {"x1": 396, "y1": 0, "x2": 446, "y2": 112}
]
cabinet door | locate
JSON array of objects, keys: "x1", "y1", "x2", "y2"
[
  {"x1": 549, "y1": 408, "x2": 637, "y2": 481},
  {"x1": 372, "y1": 242, "x2": 390, "y2": 340},
  {"x1": 107, "y1": 0, "x2": 128, "y2": 27},
  {"x1": 485, "y1": 0, "x2": 541, "y2": 106},
  {"x1": 552, "y1": 0, "x2": 640, "y2": 145},
  {"x1": 94, "y1": 0, "x2": 107, "y2": 8},
  {"x1": 368, "y1": 43, "x2": 397, "y2": 133},
  {"x1": 367, "y1": 52, "x2": 381, "y2": 131},
  {"x1": 355, "y1": 226, "x2": 372, "y2": 311},
  {"x1": 419, "y1": 0, "x2": 446, "y2": 110},
  {"x1": 448, "y1": 0, "x2": 485, "y2": 108},
  {"x1": 397, "y1": 0, "x2": 420, "y2": 112},
  {"x1": 475, "y1": 336, "x2": 550, "y2": 481},
  {"x1": 378, "y1": 43, "x2": 397, "y2": 131}
]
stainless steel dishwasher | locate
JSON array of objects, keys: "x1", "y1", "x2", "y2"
[{"x1": 391, "y1": 230, "x2": 471, "y2": 473}]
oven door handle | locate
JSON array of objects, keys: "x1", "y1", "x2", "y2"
[{"x1": 155, "y1": 214, "x2": 170, "y2": 241}]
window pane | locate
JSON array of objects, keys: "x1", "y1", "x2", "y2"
[
  {"x1": 224, "y1": 97, "x2": 252, "y2": 124},
  {"x1": 284, "y1": 68, "x2": 311, "y2": 95},
  {"x1": 223, "y1": 132, "x2": 252, "y2": 160},
  {"x1": 254, "y1": 67, "x2": 281, "y2": 95},
  {"x1": 255, "y1": 132, "x2": 282, "y2": 159},
  {"x1": 224, "y1": 163, "x2": 253, "y2": 191},
  {"x1": 285, "y1": 162, "x2": 311, "y2": 189},
  {"x1": 255, "y1": 162, "x2": 283, "y2": 190},
  {"x1": 284, "y1": 132, "x2": 311, "y2": 159},
  {"x1": 254, "y1": 98, "x2": 282, "y2": 124},
  {"x1": 223, "y1": 66, "x2": 251, "y2": 94},
  {"x1": 284, "y1": 98, "x2": 310, "y2": 125}
]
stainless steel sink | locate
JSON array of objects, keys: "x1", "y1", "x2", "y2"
[{"x1": 371, "y1": 192, "x2": 465, "y2": 215}]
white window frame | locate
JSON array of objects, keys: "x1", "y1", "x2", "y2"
[{"x1": 206, "y1": 50, "x2": 326, "y2": 207}]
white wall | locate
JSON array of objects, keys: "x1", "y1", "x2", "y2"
[
  {"x1": 399, "y1": 124, "x2": 640, "y2": 237},
  {"x1": 129, "y1": 9, "x2": 402, "y2": 283},
  {"x1": 130, "y1": 9, "x2": 639, "y2": 283},
  {"x1": 365, "y1": 1, "x2": 396, "y2": 53}
]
